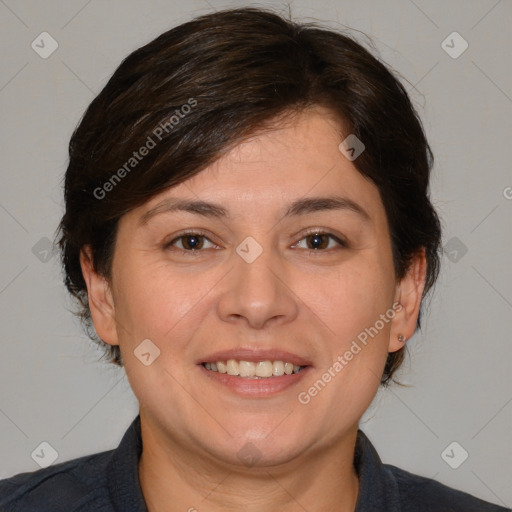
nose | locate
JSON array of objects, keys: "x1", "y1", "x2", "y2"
[{"x1": 216, "y1": 240, "x2": 299, "y2": 330}]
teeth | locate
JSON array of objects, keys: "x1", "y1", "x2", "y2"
[
  {"x1": 256, "y1": 361, "x2": 273, "y2": 377},
  {"x1": 226, "y1": 359, "x2": 239, "y2": 376},
  {"x1": 239, "y1": 360, "x2": 255, "y2": 377},
  {"x1": 203, "y1": 359, "x2": 305, "y2": 378},
  {"x1": 273, "y1": 360, "x2": 284, "y2": 376}
]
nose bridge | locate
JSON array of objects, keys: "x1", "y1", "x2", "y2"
[
  {"x1": 237, "y1": 236, "x2": 278, "y2": 292},
  {"x1": 216, "y1": 234, "x2": 298, "y2": 328}
]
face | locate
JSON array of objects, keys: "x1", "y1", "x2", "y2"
[{"x1": 82, "y1": 106, "x2": 424, "y2": 468}]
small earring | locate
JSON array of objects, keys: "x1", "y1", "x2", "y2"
[{"x1": 397, "y1": 335, "x2": 406, "y2": 342}]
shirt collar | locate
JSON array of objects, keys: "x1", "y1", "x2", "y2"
[
  {"x1": 107, "y1": 414, "x2": 401, "y2": 512},
  {"x1": 353, "y1": 428, "x2": 401, "y2": 511},
  {"x1": 107, "y1": 414, "x2": 147, "y2": 512}
]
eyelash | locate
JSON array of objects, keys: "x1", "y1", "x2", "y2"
[{"x1": 163, "y1": 228, "x2": 348, "y2": 255}]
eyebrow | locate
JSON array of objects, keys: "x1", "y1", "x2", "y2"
[{"x1": 139, "y1": 195, "x2": 371, "y2": 226}]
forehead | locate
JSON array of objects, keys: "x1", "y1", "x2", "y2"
[{"x1": 126, "y1": 107, "x2": 386, "y2": 228}]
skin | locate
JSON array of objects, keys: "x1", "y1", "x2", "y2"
[{"x1": 81, "y1": 106, "x2": 426, "y2": 512}]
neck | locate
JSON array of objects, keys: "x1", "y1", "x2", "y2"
[{"x1": 138, "y1": 416, "x2": 360, "y2": 512}]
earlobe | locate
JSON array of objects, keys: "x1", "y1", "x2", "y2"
[
  {"x1": 79, "y1": 246, "x2": 119, "y2": 346},
  {"x1": 388, "y1": 249, "x2": 427, "y2": 352}
]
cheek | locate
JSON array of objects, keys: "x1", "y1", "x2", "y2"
[
  {"x1": 112, "y1": 261, "x2": 211, "y2": 411},
  {"x1": 300, "y1": 260, "x2": 394, "y2": 344},
  {"x1": 297, "y1": 268, "x2": 393, "y2": 430},
  {"x1": 113, "y1": 258, "x2": 220, "y2": 349},
  {"x1": 296, "y1": 257, "x2": 395, "y2": 402}
]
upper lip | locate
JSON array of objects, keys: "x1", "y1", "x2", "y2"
[{"x1": 198, "y1": 348, "x2": 313, "y2": 367}]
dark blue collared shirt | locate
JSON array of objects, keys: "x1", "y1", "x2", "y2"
[{"x1": 0, "y1": 415, "x2": 509, "y2": 511}]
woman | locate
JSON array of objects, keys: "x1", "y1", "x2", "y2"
[{"x1": 0, "y1": 7, "x2": 508, "y2": 512}]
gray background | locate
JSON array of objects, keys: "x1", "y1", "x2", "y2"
[{"x1": 1, "y1": 0, "x2": 511, "y2": 506}]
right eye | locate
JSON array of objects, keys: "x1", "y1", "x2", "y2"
[{"x1": 163, "y1": 231, "x2": 219, "y2": 254}]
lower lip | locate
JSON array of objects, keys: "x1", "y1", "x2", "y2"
[{"x1": 199, "y1": 365, "x2": 311, "y2": 397}]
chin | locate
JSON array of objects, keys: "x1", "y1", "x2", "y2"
[
  {"x1": 194, "y1": 419, "x2": 312, "y2": 469},
  {"x1": 209, "y1": 438, "x2": 306, "y2": 470}
]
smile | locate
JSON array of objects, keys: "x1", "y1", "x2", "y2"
[{"x1": 202, "y1": 359, "x2": 306, "y2": 378}]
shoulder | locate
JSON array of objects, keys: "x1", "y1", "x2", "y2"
[
  {"x1": 0, "y1": 449, "x2": 115, "y2": 512},
  {"x1": 385, "y1": 463, "x2": 510, "y2": 511}
]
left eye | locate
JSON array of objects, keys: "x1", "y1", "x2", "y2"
[{"x1": 292, "y1": 232, "x2": 345, "y2": 251}]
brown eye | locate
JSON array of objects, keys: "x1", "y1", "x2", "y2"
[
  {"x1": 306, "y1": 233, "x2": 329, "y2": 250},
  {"x1": 293, "y1": 232, "x2": 346, "y2": 251},
  {"x1": 179, "y1": 234, "x2": 204, "y2": 250},
  {"x1": 165, "y1": 232, "x2": 217, "y2": 252}
]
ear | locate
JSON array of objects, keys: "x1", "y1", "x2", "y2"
[
  {"x1": 388, "y1": 248, "x2": 427, "y2": 352},
  {"x1": 79, "y1": 245, "x2": 119, "y2": 346}
]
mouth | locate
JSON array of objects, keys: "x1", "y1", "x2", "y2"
[
  {"x1": 197, "y1": 349, "x2": 312, "y2": 397},
  {"x1": 201, "y1": 359, "x2": 307, "y2": 378}
]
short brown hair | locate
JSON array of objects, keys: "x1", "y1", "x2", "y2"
[{"x1": 56, "y1": 7, "x2": 442, "y2": 385}]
